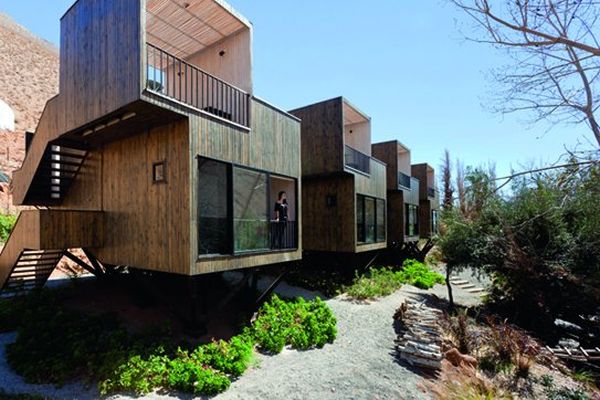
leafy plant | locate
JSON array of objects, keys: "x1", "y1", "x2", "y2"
[
  {"x1": 398, "y1": 259, "x2": 445, "y2": 289},
  {"x1": 250, "y1": 295, "x2": 337, "y2": 354},
  {"x1": 442, "y1": 310, "x2": 474, "y2": 354},
  {"x1": 344, "y1": 260, "x2": 443, "y2": 300},
  {"x1": 0, "y1": 213, "x2": 16, "y2": 242},
  {"x1": 429, "y1": 364, "x2": 512, "y2": 400}
]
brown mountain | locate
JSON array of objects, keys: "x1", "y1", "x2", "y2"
[{"x1": 0, "y1": 12, "x2": 59, "y2": 211}]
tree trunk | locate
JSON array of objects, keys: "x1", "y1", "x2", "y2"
[{"x1": 446, "y1": 265, "x2": 454, "y2": 310}]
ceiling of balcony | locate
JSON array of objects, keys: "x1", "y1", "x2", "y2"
[
  {"x1": 343, "y1": 99, "x2": 370, "y2": 126},
  {"x1": 146, "y1": 0, "x2": 250, "y2": 59}
]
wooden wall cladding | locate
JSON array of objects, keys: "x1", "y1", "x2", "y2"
[
  {"x1": 190, "y1": 99, "x2": 302, "y2": 274},
  {"x1": 372, "y1": 141, "x2": 399, "y2": 190},
  {"x1": 354, "y1": 159, "x2": 387, "y2": 199},
  {"x1": 59, "y1": 0, "x2": 142, "y2": 134},
  {"x1": 289, "y1": 98, "x2": 344, "y2": 177},
  {"x1": 301, "y1": 175, "x2": 355, "y2": 253}
]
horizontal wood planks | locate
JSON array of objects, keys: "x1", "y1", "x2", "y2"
[{"x1": 60, "y1": 0, "x2": 142, "y2": 134}]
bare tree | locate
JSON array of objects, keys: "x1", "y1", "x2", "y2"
[
  {"x1": 450, "y1": 0, "x2": 600, "y2": 147},
  {"x1": 442, "y1": 149, "x2": 454, "y2": 210},
  {"x1": 456, "y1": 159, "x2": 467, "y2": 216}
]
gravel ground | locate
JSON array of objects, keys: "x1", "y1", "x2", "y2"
[{"x1": 0, "y1": 274, "x2": 482, "y2": 400}]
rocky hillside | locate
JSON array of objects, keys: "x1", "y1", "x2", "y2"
[{"x1": 0, "y1": 12, "x2": 59, "y2": 211}]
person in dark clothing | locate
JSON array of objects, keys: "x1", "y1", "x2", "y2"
[{"x1": 273, "y1": 191, "x2": 288, "y2": 248}]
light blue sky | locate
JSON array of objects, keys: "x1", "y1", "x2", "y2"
[{"x1": 1, "y1": 0, "x2": 595, "y2": 179}]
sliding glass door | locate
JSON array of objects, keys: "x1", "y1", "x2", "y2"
[
  {"x1": 198, "y1": 159, "x2": 231, "y2": 256},
  {"x1": 233, "y1": 167, "x2": 269, "y2": 252},
  {"x1": 357, "y1": 194, "x2": 386, "y2": 244}
]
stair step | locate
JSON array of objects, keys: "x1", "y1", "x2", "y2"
[
  {"x1": 22, "y1": 250, "x2": 64, "y2": 256},
  {"x1": 48, "y1": 148, "x2": 87, "y2": 159},
  {"x1": 450, "y1": 279, "x2": 469, "y2": 285},
  {"x1": 9, "y1": 272, "x2": 55, "y2": 279},
  {"x1": 41, "y1": 158, "x2": 83, "y2": 168},
  {"x1": 18, "y1": 256, "x2": 63, "y2": 263}
]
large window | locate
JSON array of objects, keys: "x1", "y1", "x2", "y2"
[
  {"x1": 233, "y1": 167, "x2": 269, "y2": 252},
  {"x1": 405, "y1": 204, "x2": 419, "y2": 237},
  {"x1": 198, "y1": 159, "x2": 231, "y2": 255},
  {"x1": 198, "y1": 157, "x2": 297, "y2": 257},
  {"x1": 357, "y1": 194, "x2": 386, "y2": 244}
]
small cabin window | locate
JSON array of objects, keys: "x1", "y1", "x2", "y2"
[{"x1": 153, "y1": 161, "x2": 167, "y2": 183}]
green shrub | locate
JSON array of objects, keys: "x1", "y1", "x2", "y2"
[
  {"x1": 191, "y1": 334, "x2": 254, "y2": 377},
  {"x1": 250, "y1": 295, "x2": 337, "y2": 354},
  {"x1": 0, "y1": 214, "x2": 16, "y2": 242},
  {"x1": 344, "y1": 260, "x2": 444, "y2": 300},
  {"x1": 398, "y1": 259, "x2": 445, "y2": 289},
  {"x1": 99, "y1": 352, "x2": 169, "y2": 395},
  {"x1": 167, "y1": 352, "x2": 230, "y2": 395}
]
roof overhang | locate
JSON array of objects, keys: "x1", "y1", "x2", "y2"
[{"x1": 146, "y1": 0, "x2": 251, "y2": 59}]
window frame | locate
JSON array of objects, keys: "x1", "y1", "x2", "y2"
[
  {"x1": 197, "y1": 155, "x2": 299, "y2": 258},
  {"x1": 356, "y1": 194, "x2": 386, "y2": 245}
]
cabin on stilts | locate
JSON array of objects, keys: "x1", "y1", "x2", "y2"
[
  {"x1": 371, "y1": 140, "x2": 420, "y2": 248},
  {"x1": 1, "y1": 0, "x2": 302, "y2": 306},
  {"x1": 289, "y1": 97, "x2": 387, "y2": 265},
  {"x1": 411, "y1": 163, "x2": 440, "y2": 241}
]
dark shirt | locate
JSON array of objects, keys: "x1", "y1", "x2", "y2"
[{"x1": 274, "y1": 202, "x2": 288, "y2": 221}]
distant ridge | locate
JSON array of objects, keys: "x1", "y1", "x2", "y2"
[{"x1": 0, "y1": 11, "x2": 59, "y2": 211}]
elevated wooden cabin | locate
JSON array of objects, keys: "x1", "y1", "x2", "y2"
[
  {"x1": 411, "y1": 163, "x2": 440, "y2": 238},
  {"x1": 1, "y1": 0, "x2": 302, "y2": 295},
  {"x1": 371, "y1": 140, "x2": 420, "y2": 246},
  {"x1": 289, "y1": 97, "x2": 387, "y2": 254}
]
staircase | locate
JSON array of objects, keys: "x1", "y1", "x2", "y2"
[
  {"x1": 0, "y1": 210, "x2": 104, "y2": 296},
  {"x1": 25, "y1": 142, "x2": 88, "y2": 205},
  {"x1": 1, "y1": 250, "x2": 65, "y2": 297}
]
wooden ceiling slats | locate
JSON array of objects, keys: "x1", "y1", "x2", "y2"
[{"x1": 146, "y1": 0, "x2": 246, "y2": 59}]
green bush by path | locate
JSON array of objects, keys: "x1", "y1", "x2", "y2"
[
  {"x1": 5, "y1": 289, "x2": 337, "y2": 396},
  {"x1": 344, "y1": 259, "x2": 444, "y2": 300},
  {"x1": 250, "y1": 295, "x2": 337, "y2": 354},
  {"x1": 0, "y1": 214, "x2": 16, "y2": 242}
]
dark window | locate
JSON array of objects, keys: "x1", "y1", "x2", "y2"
[
  {"x1": 356, "y1": 195, "x2": 365, "y2": 243},
  {"x1": 376, "y1": 198, "x2": 386, "y2": 242},
  {"x1": 198, "y1": 157, "x2": 297, "y2": 257},
  {"x1": 431, "y1": 210, "x2": 439, "y2": 235},
  {"x1": 198, "y1": 159, "x2": 231, "y2": 255},
  {"x1": 152, "y1": 161, "x2": 167, "y2": 183},
  {"x1": 357, "y1": 194, "x2": 386, "y2": 244},
  {"x1": 405, "y1": 204, "x2": 419, "y2": 237}
]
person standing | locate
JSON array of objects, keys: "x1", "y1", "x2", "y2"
[{"x1": 273, "y1": 191, "x2": 288, "y2": 248}]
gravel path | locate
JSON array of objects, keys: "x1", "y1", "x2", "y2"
[{"x1": 0, "y1": 276, "x2": 482, "y2": 400}]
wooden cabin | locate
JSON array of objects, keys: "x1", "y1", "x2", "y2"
[
  {"x1": 1, "y1": 0, "x2": 302, "y2": 295},
  {"x1": 289, "y1": 97, "x2": 387, "y2": 254},
  {"x1": 372, "y1": 140, "x2": 420, "y2": 246},
  {"x1": 410, "y1": 163, "x2": 440, "y2": 238}
]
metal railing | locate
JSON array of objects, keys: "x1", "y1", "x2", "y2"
[
  {"x1": 146, "y1": 43, "x2": 251, "y2": 128},
  {"x1": 344, "y1": 145, "x2": 371, "y2": 174},
  {"x1": 270, "y1": 220, "x2": 297, "y2": 250},
  {"x1": 398, "y1": 172, "x2": 412, "y2": 189}
]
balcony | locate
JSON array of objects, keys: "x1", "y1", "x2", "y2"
[
  {"x1": 269, "y1": 221, "x2": 298, "y2": 250},
  {"x1": 344, "y1": 145, "x2": 371, "y2": 175},
  {"x1": 398, "y1": 172, "x2": 412, "y2": 190},
  {"x1": 146, "y1": 43, "x2": 251, "y2": 128}
]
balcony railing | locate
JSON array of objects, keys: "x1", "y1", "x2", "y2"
[
  {"x1": 146, "y1": 43, "x2": 251, "y2": 128},
  {"x1": 398, "y1": 172, "x2": 412, "y2": 189},
  {"x1": 344, "y1": 145, "x2": 371, "y2": 174},
  {"x1": 270, "y1": 221, "x2": 297, "y2": 250}
]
